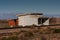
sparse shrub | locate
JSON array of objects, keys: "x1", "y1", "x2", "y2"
[
  {"x1": 19, "y1": 31, "x2": 34, "y2": 40},
  {"x1": 1, "y1": 36, "x2": 18, "y2": 40},
  {"x1": 1, "y1": 37, "x2": 7, "y2": 40},
  {"x1": 24, "y1": 31, "x2": 34, "y2": 38},
  {"x1": 53, "y1": 29, "x2": 60, "y2": 33},
  {"x1": 8, "y1": 36, "x2": 18, "y2": 40}
]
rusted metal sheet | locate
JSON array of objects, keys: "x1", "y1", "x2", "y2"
[{"x1": 8, "y1": 19, "x2": 18, "y2": 27}]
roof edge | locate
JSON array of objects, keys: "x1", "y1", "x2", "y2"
[{"x1": 16, "y1": 13, "x2": 43, "y2": 16}]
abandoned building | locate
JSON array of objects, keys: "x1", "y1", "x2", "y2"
[
  {"x1": 8, "y1": 13, "x2": 60, "y2": 27},
  {"x1": 16, "y1": 13, "x2": 49, "y2": 26}
]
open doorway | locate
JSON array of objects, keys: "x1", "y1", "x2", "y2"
[{"x1": 38, "y1": 18, "x2": 48, "y2": 25}]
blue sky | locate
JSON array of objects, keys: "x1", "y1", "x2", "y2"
[{"x1": 0, "y1": 0, "x2": 60, "y2": 19}]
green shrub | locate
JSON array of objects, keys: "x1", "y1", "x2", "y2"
[{"x1": 53, "y1": 29, "x2": 60, "y2": 33}]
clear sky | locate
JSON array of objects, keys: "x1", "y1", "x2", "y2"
[{"x1": 0, "y1": 0, "x2": 60, "y2": 19}]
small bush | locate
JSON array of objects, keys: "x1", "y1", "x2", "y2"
[
  {"x1": 24, "y1": 31, "x2": 34, "y2": 37},
  {"x1": 53, "y1": 29, "x2": 60, "y2": 33}
]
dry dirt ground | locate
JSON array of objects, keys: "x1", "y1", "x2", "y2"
[{"x1": 0, "y1": 26, "x2": 60, "y2": 40}]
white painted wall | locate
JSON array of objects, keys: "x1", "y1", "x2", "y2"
[
  {"x1": 18, "y1": 15, "x2": 49, "y2": 26},
  {"x1": 18, "y1": 15, "x2": 43, "y2": 26}
]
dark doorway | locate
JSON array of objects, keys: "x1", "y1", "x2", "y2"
[
  {"x1": 38, "y1": 18, "x2": 48, "y2": 24},
  {"x1": 38, "y1": 18, "x2": 42, "y2": 24}
]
